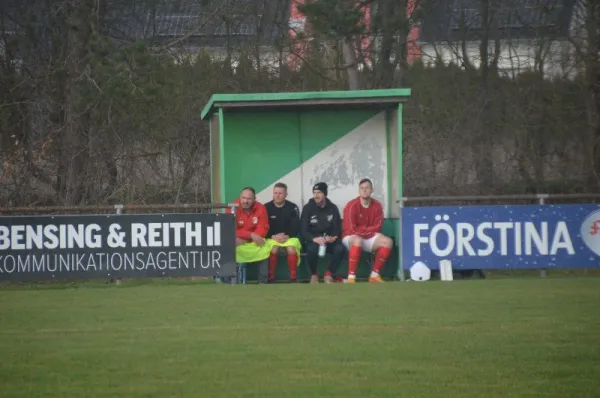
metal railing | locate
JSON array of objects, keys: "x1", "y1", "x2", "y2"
[
  {"x1": 0, "y1": 202, "x2": 240, "y2": 216},
  {"x1": 398, "y1": 193, "x2": 600, "y2": 206},
  {"x1": 395, "y1": 193, "x2": 600, "y2": 281}
]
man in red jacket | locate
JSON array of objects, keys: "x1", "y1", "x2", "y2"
[
  {"x1": 230, "y1": 187, "x2": 270, "y2": 247},
  {"x1": 226, "y1": 187, "x2": 271, "y2": 283},
  {"x1": 341, "y1": 178, "x2": 393, "y2": 283}
]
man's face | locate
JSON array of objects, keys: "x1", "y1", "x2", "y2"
[
  {"x1": 359, "y1": 182, "x2": 373, "y2": 199},
  {"x1": 313, "y1": 190, "x2": 325, "y2": 205},
  {"x1": 240, "y1": 189, "x2": 255, "y2": 210},
  {"x1": 273, "y1": 187, "x2": 286, "y2": 204}
]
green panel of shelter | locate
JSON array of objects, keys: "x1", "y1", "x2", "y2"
[{"x1": 221, "y1": 112, "x2": 302, "y2": 203}]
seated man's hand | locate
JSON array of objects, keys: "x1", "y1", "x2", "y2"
[
  {"x1": 271, "y1": 233, "x2": 286, "y2": 243},
  {"x1": 251, "y1": 233, "x2": 265, "y2": 246},
  {"x1": 313, "y1": 237, "x2": 326, "y2": 246},
  {"x1": 236, "y1": 237, "x2": 250, "y2": 246},
  {"x1": 325, "y1": 235, "x2": 337, "y2": 243},
  {"x1": 280, "y1": 234, "x2": 289, "y2": 242}
]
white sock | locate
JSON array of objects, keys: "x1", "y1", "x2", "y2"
[
  {"x1": 370, "y1": 271, "x2": 379, "y2": 278},
  {"x1": 348, "y1": 274, "x2": 356, "y2": 279}
]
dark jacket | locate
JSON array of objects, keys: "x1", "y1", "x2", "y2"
[
  {"x1": 264, "y1": 200, "x2": 300, "y2": 238},
  {"x1": 300, "y1": 198, "x2": 342, "y2": 242}
]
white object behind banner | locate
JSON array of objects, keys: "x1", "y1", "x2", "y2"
[
  {"x1": 439, "y1": 260, "x2": 454, "y2": 281},
  {"x1": 410, "y1": 261, "x2": 431, "y2": 281}
]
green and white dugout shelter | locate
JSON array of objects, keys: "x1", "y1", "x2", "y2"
[{"x1": 201, "y1": 89, "x2": 412, "y2": 278}]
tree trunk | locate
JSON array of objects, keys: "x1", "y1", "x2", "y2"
[
  {"x1": 586, "y1": 0, "x2": 600, "y2": 187},
  {"x1": 56, "y1": 0, "x2": 95, "y2": 205},
  {"x1": 341, "y1": 37, "x2": 360, "y2": 90},
  {"x1": 374, "y1": 0, "x2": 395, "y2": 88},
  {"x1": 372, "y1": 0, "x2": 409, "y2": 88},
  {"x1": 474, "y1": 0, "x2": 496, "y2": 191}
]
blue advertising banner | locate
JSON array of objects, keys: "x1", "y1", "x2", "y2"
[{"x1": 401, "y1": 204, "x2": 600, "y2": 270}]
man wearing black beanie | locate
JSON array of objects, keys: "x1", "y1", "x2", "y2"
[{"x1": 300, "y1": 182, "x2": 346, "y2": 284}]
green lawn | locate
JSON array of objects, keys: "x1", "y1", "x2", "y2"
[{"x1": 1, "y1": 278, "x2": 599, "y2": 397}]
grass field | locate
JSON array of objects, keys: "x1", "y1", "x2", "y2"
[{"x1": 1, "y1": 277, "x2": 599, "y2": 397}]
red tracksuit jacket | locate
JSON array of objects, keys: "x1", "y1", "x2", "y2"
[
  {"x1": 227, "y1": 199, "x2": 270, "y2": 240},
  {"x1": 342, "y1": 197, "x2": 384, "y2": 240}
]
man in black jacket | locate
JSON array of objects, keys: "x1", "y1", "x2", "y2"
[
  {"x1": 300, "y1": 182, "x2": 346, "y2": 284},
  {"x1": 265, "y1": 182, "x2": 302, "y2": 282}
]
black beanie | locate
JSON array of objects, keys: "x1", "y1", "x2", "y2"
[{"x1": 312, "y1": 182, "x2": 328, "y2": 196}]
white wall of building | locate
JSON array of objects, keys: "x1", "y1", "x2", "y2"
[{"x1": 419, "y1": 38, "x2": 579, "y2": 79}]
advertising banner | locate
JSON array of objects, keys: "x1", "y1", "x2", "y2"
[
  {"x1": 401, "y1": 204, "x2": 600, "y2": 270},
  {"x1": 0, "y1": 213, "x2": 236, "y2": 281}
]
